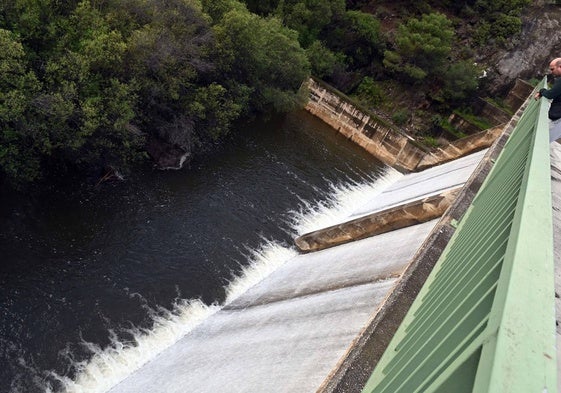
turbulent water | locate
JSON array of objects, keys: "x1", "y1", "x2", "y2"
[{"x1": 0, "y1": 110, "x2": 399, "y2": 393}]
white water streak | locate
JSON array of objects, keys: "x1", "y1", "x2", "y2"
[
  {"x1": 224, "y1": 242, "x2": 299, "y2": 305},
  {"x1": 48, "y1": 300, "x2": 219, "y2": 393},
  {"x1": 49, "y1": 166, "x2": 401, "y2": 393},
  {"x1": 290, "y1": 166, "x2": 402, "y2": 235}
]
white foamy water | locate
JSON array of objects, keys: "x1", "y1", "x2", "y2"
[
  {"x1": 47, "y1": 167, "x2": 401, "y2": 393},
  {"x1": 289, "y1": 166, "x2": 402, "y2": 235},
  {"x1": 224, "y1": 241, "x2": 299, "y2": 305},
  {"x1": 47, "y1": 300, "x2": 219, "y2": 393}
]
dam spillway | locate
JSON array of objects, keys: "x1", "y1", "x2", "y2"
[{"x1": 103, "y1": 150, "x2": 488, "y2": 393}]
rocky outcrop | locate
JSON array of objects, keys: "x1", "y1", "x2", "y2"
[
  {"x1": 145, "y1": 136, "x2": 190, "y2": 170},
  {"x1": 481, "y1": 4, "x2": 561, "y2": 95}
]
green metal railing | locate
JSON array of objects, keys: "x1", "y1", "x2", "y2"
[{"x1": 362, "y1": 78, "x2": 557, "y2": 393}]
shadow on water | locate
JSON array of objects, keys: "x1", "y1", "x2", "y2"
[{"x1": 0, "y1": 110, "x2": 387, "y2": 392}]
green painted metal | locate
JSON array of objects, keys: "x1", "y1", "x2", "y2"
[{"x1": 362, "y1": 78, "x2": 557, "y2": 393}]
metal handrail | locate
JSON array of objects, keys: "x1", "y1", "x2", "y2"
[{"x1": 362, "y1": 77, "x2": 557, "y2": 393}]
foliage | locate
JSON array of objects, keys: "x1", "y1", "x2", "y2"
[
  {"x1": 0, "y1": 0, "x2": 531, "y2": 187},
  {"x1": 0, "y1": 28, "x2": 43, "y2": 183},
  {"x1": 438, "y1": 61, "x2": 479, "y2": 104},
  {"x1": 274, "y1": 0, "x2": 345, "y2": 47},
  {"x1": 392, "y1": 109, "x2": 409, "y2": 126},
  {"x1": 421, "y1": 135, "x2": 440, "y2": 147},
  {"x1": 305, "y1": 40, "x2": 341, "y2": 78},
  {"x1": 212, "y1": 8, "x2": 310, "y2": 113},
  {"x1": 0, "y1": 0, "x2": 311, "y2": 187},
  {"x1": 354, "y1": 76, "x2": 383, "y2": 107},
  {"x1": 453, "y1": 108, "x2": 493, "y2": 130},
  {"x1": 440, "y1": 118, "x2": 467, "y2": 139},
  {"x1": 474, "y1": 13, "x2": 522, "y2": 46},
  {"x1": 383, "y1": 13, "x2": 454, "y2": 83},
  {"x1": 324, "y1": 10, "x2": 384, "y2": 69},
  {"x1": 447, "y1": 0, "x2": 531, "y2": 46}
]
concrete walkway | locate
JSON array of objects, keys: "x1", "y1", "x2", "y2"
[
  {"x1": 107, "y1": 151, "x2": 487, "y2": 393},
  {"x1": 549, "y1": 141, "x2": 561, "y2": 393}
]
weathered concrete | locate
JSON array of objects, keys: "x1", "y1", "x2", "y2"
[
  {"x1": 347, "y1": 149, "x2": 487, "y2": 220},
  {"x1": 415, "y1": 124, "x2": 503, "y2": 170},
  {"x1": 295, "y1": 189, "x2": 458, "y2": 252},
  {"x1": 305, "y1": 78, "x2": 509, "y2": 173},
  {"x1": 503, "y1": 79, "x2": 534, "y2": 113},
  {"x1": 293, "y1": 147, "x2": 490, "y2": 253},
  {"x1": 549, "y1": 141, "x2": 561, "y2": 393},
  {"x1": 305, "y1": 78, "x2": 427, "y2": 172}
]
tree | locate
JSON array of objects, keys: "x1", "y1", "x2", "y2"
[
  {"x1": 0, "y1": 29, "x2": 43, "y2": 184},
  {"x1": 325, "y1": 10, "x2": 384, "y2": 69},
  {"x1": 305, "y1": 40, "x2": 341, "y2": 78},
  {"x1": 275, "y1": 0, "x2": 345, "y2": 47},
  {"x1": 42, "y1": 1, "x2": 142, "y2": 171},
  {"x1": 439, "y1": 61, "x2": 479, "y2": 104},
  {"x1": 383, "y1": 13, "x2": 454, "y2": 82},
  {"x1": 239, "y1": 0, "x2": 279, "y2": 16},
  {"x1": 200, "y1": 0, "x2": 247, "y2": 22},
  {"x1": 122, "y1": 0, "x2": 218, "y2": 154},
  {"x1": 213, "y1": 8, "x2": 310, "y2": 113}
]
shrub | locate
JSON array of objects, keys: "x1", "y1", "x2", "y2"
[
  {"x1": 392, "y1": 109, "x2": 409, "y2": 125},
  {"x1": 355, "y1": 76, "x2": 383, "y2": 106}
]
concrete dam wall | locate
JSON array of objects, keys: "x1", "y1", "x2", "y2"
[{"x1": 303, "y1": 77, "x2": 528, "y2": 172}]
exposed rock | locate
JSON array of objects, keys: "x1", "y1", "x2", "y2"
[
  {"x1": 480, "y1": 4, "x2": 561, "y2": 95},
  {"x1": 145, "y1": 136, "x2": 191, "y2": 170}
]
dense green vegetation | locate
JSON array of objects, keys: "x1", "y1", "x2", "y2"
[
  {"x1": 0, "y1": 0, "x2": 310, "y2": 187},
  {"x1": 0, "y1": 0, "x2": 530, "y2": 188}
]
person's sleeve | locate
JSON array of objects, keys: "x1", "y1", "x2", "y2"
[{"x1": 540, "y1": 78, "x2": 561, "y2": 99}]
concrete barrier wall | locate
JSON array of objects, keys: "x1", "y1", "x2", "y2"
[
  {"x1": 416, "y1": 124, "x2": 505, "y2": 170},
  {"x1": 504, "y1": 79, "x2": 534, "y2": 112},
  {"x1": 304, "y1": 78, "x2": 426, "y2": 172},
  {"x1": 303, "y1": 78, "x2": 505, "y2": 172}
]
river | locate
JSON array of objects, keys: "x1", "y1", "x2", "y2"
[{"x1": 0, "y1": 110, "x2": 390, "y2": 392}]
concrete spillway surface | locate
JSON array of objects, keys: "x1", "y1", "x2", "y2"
[
  {"x1": 108, "y1": 220, "x2": 437, "y2": 393},
  {"x1": 106, "y1": 149, "x2": 488, "y2": 393},
  {"x1": 348, "y1": 149, "x2": 487, "y2": 220}
]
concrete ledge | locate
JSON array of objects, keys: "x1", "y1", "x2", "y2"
[{"x1": 294, "y1": 189, "x2": 459, "y2": 253}]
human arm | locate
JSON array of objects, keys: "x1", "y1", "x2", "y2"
[{"x1": 539, "y1": 78, "x2": 561, "y2": 99}]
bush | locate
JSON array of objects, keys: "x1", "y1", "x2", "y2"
[
  {"x1": 306, "y1": 40, "x2": 340, "y2": 78},
  {"x1": 354, "y1": 76, "x2": 383, "y2": 106},
  {"x1": 440, "y1": 61, "x2": 479, "y2": 104},
  {"x1": 383, "y1": 13, "x2": 454, "y2": 83},
  {"x1": 422, "y1": 135, "x2": 440, "y2": 147},
  {"x1": 392, "y1": 109, "x2": 409, "y2": 125}
]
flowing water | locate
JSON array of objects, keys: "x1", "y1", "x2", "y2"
[{"x1": 0, "y1": 110, "x2": 396, "y2": 392}]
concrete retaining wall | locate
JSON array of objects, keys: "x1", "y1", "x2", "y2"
[
  {"x1": 304, "y1": 78, "x2": 516, "y2": 172},
  {"x1": 304, "y1": 78, "x2": 427, "y2": 172}
]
